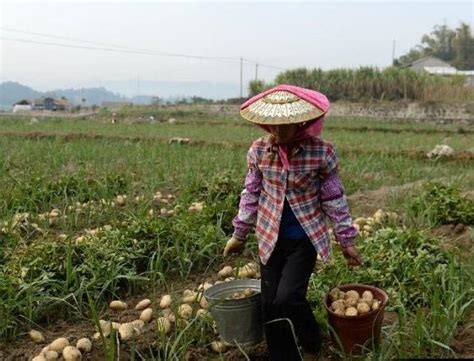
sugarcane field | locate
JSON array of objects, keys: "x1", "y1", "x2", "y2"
[{"x1": 1, "y1": 2, "x2": 474, "y2": 360}]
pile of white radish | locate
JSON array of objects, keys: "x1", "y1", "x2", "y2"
[
  {"x1": 28, "y1": 260, "x2": 262, "y2": 357},
  {"x1": 30, "y1": 334, "x2": 92, "y2": 361},
  {"x1": 329, "y1": 288, "x2": 380, "y2": 316},
  {"x1": 353, "y1": 209, "x2": 398, "y2": 237}
]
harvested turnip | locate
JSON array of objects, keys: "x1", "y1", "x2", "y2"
[
  {"x1": 182, "y1": 289, "x2": 197, "y2": 304},
  {"x1": 200, "y1": 296, "x2": 209, "y2": 309},
  {"x1": 97, "y1": 320, "x2": 112, "y2": 337},
  {"x1": 109, "y1": 300, "x2": 127, "y2": 311},
  {"x1": 32, "y1": 356, "x2": 46, "y2": 361},
  {"x1": 140, "y1": 308, "x2": 153, "y2": 323},
  {"x1": 76, "y1": 338, "x2": 92, "y2": 353},
  {"x1": 217, "y1": 266, "x2": 233, "y2": 279},
  {"x1": 114, "y1": 195, "x2": 126, "y2": 207},
  {"x1": 130, "y1": 319, "x2": 145, "y2": 332},
  {"x1": 345, "y1": 307, "x2": 358, "y2": 317},
  {"x1": 156, "y1": 317, "x2": 171, "y2": 334},
  {"x1": 357, "y1": 302, "x2": 371, "y2": 315},
  {"x1": 372, "y1": 299, "x2": 380, "y2": 311},
  {"x1": 44, "y1": 350, "x2": 59, "y2": 360},
  {"x1": 29, "y1": 329, "x2": 45, "y2": 343},
  {"x1": 362, "y1": 290, "x2": 374, "y2": 303},
  {"x1": 329, "y1": 288, "x2": 343, "y2": 302},
  {"x1": 237, "y1": 265, "x2": 254, "y2": 278},
  {"x1": 197, "y1": 282, "x2": 213, "y2": 292},
  {"x1": 159, "y1": 295, "x2": 172, "y2": 309},
  {"x1": 345, "y1": 290, "x2": 359, "y2": 301},
  {"x1": 49, "y1": 337, "x2": 69, "y2": 353},
  {"x1": 118, "y1": 323, "x2": 136, "y2": 341},
  {"x1": 345, "y1": 297, "x2": 358, "y2": 307},
  {"x1": 178, "y1": 304, "x2": 193, "y2": 319},
  {"x1": 135, "y1": 298, "x2": 152, "y2": 310},
  {"x1": 211, "y1": 340, "x2": 227, "y2": 353},
  {"x1": 62, "y1": 346, "x2": 81, "y2": 361},
  {"x1": 331, "y1": 299, "x2": 346, "y2": 311},
  {"x1": 162, "y1": 308, "x2": 176, "y2": 323},
  {"x1": 333, "y1": 308, "x2": 345, "y2": 316},
  {"x1": 196, "y1": 309, "x2": 210, "y2": 318}
]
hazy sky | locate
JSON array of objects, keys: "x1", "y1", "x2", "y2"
[{"x1": 1, "y1": 0, "x2": 473, "y2": 94}]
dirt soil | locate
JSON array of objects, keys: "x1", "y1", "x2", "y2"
[
  {"x1": 433, "y1": 224, "x2": 473, "y2": 260},
  {"x1": 451, "y1": 309, "x2": 474, "y2": 358},
  {"x1": 347, "y1": 179, "x2": 427, "y2": 217}
]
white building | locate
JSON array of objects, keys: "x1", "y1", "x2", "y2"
[
  {"x1": 12, "y1": 104, "x2": 32, "y2": 113},
  {"x1": 409, "y1": 57, "x2": 474, "y2": 86}
]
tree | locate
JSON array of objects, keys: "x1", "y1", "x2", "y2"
[
  {"x1": 248, "y1": 80, "x2": 267, "y2": 97},
  {"x1": 452, "y1": 23, "x2": 474, "y2": 70},
  {"x1": 420, "y1": 24, "x2": 456, "y2": 61},
  {"x1": 395, "y1": 22, "x2": 473, "y2": 69}
]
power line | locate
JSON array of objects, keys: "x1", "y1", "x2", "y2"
[
  {"x1": 0, "y1": 27, "x2": 284, "y2": 69},
  {"x1": 0, "y1": 36, "x2": 242, "y2": 64}
]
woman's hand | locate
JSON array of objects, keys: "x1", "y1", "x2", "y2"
[
  {"x1": 342, "y1": 246, "x2": 363, "y2": 266},
  {"x1": 223, "y1": 236, "x2": 245, "y2": 257}
]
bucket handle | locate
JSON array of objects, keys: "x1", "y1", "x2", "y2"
[{"x1": 264, "y1": 318, "x2": 304, "y2": 361}]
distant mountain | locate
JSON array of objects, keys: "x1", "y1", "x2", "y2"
[
  {"x1": 0, "y1": 82, "x2": 128, "y2": 107},
  {"x1": 0, "y1": 82, "x2": 41, "y2": 106},
  {"x1": 0, "y1": 80, "x2": 242, "y2": 109},
  {"x1": 44, "y1": 87, "x2": 128, "y2": 106},
  {"x1": 103, "y1": 80, "x2": 240, "y2": 100}
]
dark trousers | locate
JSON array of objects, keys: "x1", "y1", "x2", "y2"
[{"x1": 260, "y1": 236, "x2": 321, "y2": 360}]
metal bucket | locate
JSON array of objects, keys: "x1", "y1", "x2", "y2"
[
  {"x1": 204, "y1": 279, "x2": 263, "y2": 346},
  {"x1": 324, "y1": 284, "x2": 389, "y2": 355}
]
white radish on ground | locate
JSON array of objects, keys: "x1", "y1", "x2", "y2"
[
  {"x1": 76, "y1": 338, "x2": 92, "y2": 353},
  {"x1": 48, "y1": 338, "x2": 69, "y2": 353},
  {"x1": 62, "y1": 346, "x2": 82, "y2": 361},
  {"x1": 156, "y1": 317, "x2": 171, "y2": 334},
  {"x1": 140, "y1": 308, "x2": 154, "y2": 323},
  {"x1": 109, "y1": 300, "x2": 128, "y2": 311},
  {"x1": 32, "y1": 356, "x2": 46, "y2": 361},
  {"x1": 44, "y1": 350, "x2": 59, "y2": 360},
  {"x1": 200, "y1": 296, "x2": 209, "y2": 309},
  {"x1": 118, "y1": 323, "x2": 136, "y2": 341},
  {"x1": 29, "y1": 329, "x2": 45, "y2": 343},
  {"x1": 135, "y1": 298, "x2": 152, "y2": 310},
  {"x1": 159, "y1": 295, "x2": 172, "y2": 309},
  {"x1": 217, "y1": 266, "x2": 233, "y2": 279},
  {"x1": 211, "y1": 341, "x2": 227, "y2": 353},
  {"x1": 178, "y1": 304, "x2": 193, "y2": 319}
]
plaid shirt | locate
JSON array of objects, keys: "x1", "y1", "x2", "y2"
[{"x1": 232, "y1": 135, "x2": 357, "y2": 265}]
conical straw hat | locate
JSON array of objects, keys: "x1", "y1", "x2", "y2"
[{"x1": 240, "y1": 89, "x2": 326, "y2": 125}]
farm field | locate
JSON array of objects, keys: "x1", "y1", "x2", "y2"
[{"x1": 0, "y1": 111, "x2": 473, "y2": 360}]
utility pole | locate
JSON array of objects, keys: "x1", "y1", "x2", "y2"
[
  {"x1": 240, "y1": 57, "x2": 243, "y2": 99},
  {"x1": 255, "y1": 63, "x2": 259, "y2": 81},
  {"x1": 392, "y1": 40, "x2": 396, "y2": 66}
]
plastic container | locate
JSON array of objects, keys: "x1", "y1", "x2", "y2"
[
  {"x1": 204, "y1": 279, "x2": 263, "y2": 346},
  {"x1": 324, "y1": 284, "x2": 388, "y2": 355}
]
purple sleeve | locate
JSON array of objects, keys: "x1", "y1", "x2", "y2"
[
  {"x1": 232, "y1": 146, "x2": 262, "y2": 241},
  {"x1": 320, "y1": 171, "x2": 358, "y2": 247}
]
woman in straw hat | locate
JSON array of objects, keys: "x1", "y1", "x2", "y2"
[{"x1": 223, "y1": 85, "x2": 362, "y2": 360}]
